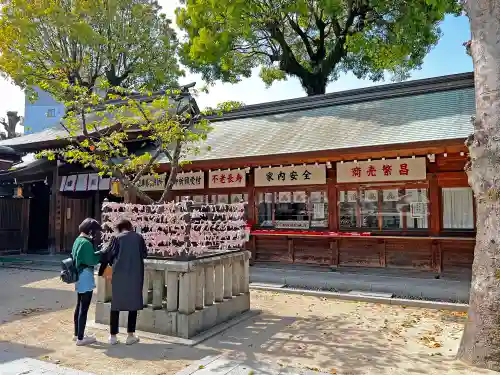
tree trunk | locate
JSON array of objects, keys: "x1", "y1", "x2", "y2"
[
  {"x1": 159, "y1": 141, "x2": 182, "y2": 203},
  {"x1": 303, "y1": 74, "x2": 328, "y2": 96},
  {"x1": 457, "y1": 0, "x2": 500, "y2": 370}
]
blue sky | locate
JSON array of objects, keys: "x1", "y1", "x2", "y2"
[{"x1": 0, "y1": 10, "x2": 472, "y2": 123}]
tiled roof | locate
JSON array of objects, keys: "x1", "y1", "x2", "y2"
[
  {"x1": 0, "y1": 126, "x2": 67, "y2": 147},
  {"x1": 0, "y1": 74, "x2": 475, "y2": 160},
  {"x1": 179, "y1": 86, "x2": 474, "y2": 162}
]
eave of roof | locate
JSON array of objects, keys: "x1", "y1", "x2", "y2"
[{"x1": 207, "y1": 72, "x2": 474, "y2": 122}]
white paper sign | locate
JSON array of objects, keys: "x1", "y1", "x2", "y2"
[
  {"x1": 99, "y1": 177, "x2": 111, "y2": 190},
  {"x1": 293, "y1": 191, "x2": 306, "y2": 203},
  {"x1": 411, "y1": 202, "x2": 427, "y2": 218},
  {"x1": 275, "y1": 220, "x2": 310, "y2": 229},
  {"x1": 87, "y1": 173, "x2": 99, "y2": 191},
  {"x1": 60, "y1": 174, "x2": 110, "y2": 192},
  {"x1": 364, "y1": 190, "x2": 378, "y2": 202},
  {"x1": 63, "y1": 175, "x2": 77, "y2": 192},
  {"x1": 337, "y1": 158, "x2": 426, "y2": 183},
  {"x1": 278, "y1": 192, "x2": 292, "y2": 203},
  {"x1": 313, "y1": 203, "x2": 325, "y2": 219},
  {"x1": 311, "y1": 191, "x2": 323, "y2": 203},
  {"x1": 383, "y1": 189, "x2": 399, "y2": 202},
  {"x1": 347, "y1": 191, "x2": 358, "y2": 202},
  {"x1": 255, "y1": 164, "x2": 326, "y2": 187},
  {"x1": 209, "y1": 169, "x2": 246, "y2": 188},
  {"x1": 217, "y1": 195, "x2": 229, "y2": 204},
  {"x1": 172, "y1": 171, "x2": 204, "y2": 190},
  {"x1": 137, "y1": 173, "x2": 166, "y2": 191},
  {"x1": 75, "y1": 174, "x2": 89, "y2": 191}
]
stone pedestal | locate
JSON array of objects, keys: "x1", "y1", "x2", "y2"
[{"x1": 95, "y1": 251, "x2": 251, "y2": 339}]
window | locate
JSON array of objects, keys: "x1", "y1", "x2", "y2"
[
  {"x1": 442, "y1": 187, "x2": 474, "y2": 229},
  {"x1": 175, "y1": 194, "x2": 249, "y2": 220},
  {"x1": 46, "y1": 108, "x2": 56, "y2": 118},
  {"x1": 175, "y1": 194, "x2": 249, "y2": 205},
  {"x1": 256, "y1": 190, "x2": 328, "y2": 230},
  {"x1": 339, "y1": 187, "x2": 428, "y2": 231}
]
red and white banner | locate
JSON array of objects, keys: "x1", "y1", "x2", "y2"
[
  {"x1": 336, "y1": 158, "x2": 426, "y2": 183},
  {"x1": 209, "y1": 169, "x2": 246, "y2": 188}
]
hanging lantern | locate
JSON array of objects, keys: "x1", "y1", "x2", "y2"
[
  {"x1": 15, "y1": 186, "x2": 23, "y2": 198},
  {"x1": 110, "y1": 180, "x2": 121, "y2": 196}
]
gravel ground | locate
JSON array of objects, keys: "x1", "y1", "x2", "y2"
[{"x1": 0, "y1": 267, "x2": 496, "y2": 375}]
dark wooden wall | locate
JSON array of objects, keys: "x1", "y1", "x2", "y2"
[{"x1": 0, "y1": 198, "x2": 29, "y2": 253}]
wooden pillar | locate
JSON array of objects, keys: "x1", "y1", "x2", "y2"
[
  {"x1": 429, "y1": 173, "x2": 440, "y2": 236},
  {"x1": 330, "y1": 240, "x2": 339, "y2": 267},
  {"x1": 378, "y1": 239, "x2": 387, "y2": 267},
  {"x1": 166, "y1": 271, "x2": 179, "y2": 312},
  {"x1": 287, "y1": 238, "x2": 294, "y2": 263},
  {"x1": 248, "y1": 170, "x2": 256, "y2": 265},
  {"x1": 432, "y1": 240, "x2": 442, "y2": 273},
  {"x1": 328, "y1": 169, "x2": 338, "y2": 232},
  {"x1": 204, "y1": 265, "x2": 215, "y2": 306}
]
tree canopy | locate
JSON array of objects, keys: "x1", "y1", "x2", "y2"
[
  {"x1": 176, "y1": 0, "x2": 461, "y2": 96},
  {"x1": 38, "y1": 83, "x2": 211, "y2": 203},
  {"x1": 0, "y1": 0, "x2": 182, "y2": 100}
]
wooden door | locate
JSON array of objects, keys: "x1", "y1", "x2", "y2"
[
  {"x1": 0, "y1": 198, "x2": 29, "y2": 252},
  {"x1": 60, "y1": 197, "x2": 93, "y2": 252}
]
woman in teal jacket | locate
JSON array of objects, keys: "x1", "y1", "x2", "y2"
[{"x1": 72, "y1": 218, "x2": 101, "y2": 346}]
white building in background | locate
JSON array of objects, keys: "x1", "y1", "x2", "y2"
[{"x1": 23, "y1": 87, "x2": 65, "y2": 134}]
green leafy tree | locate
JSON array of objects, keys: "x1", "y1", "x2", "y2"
[
  {"x1": 38, "y1": 83, "x2": 222, "y2": 204},
  {"x1": 0, "y1": 0, "x2": 182, "y2": 99},
  {"x1": 176, "y1": 0, "x2": 460, "y2": 96},
  {"x1": 0, "y1": 0, "x2": 241, "y2": 202}
]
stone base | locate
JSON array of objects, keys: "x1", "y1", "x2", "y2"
[{"x1": 95, "y1": 293, "x2": 250, "y2": 339}]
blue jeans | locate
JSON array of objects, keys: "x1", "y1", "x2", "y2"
[{"x1": 74, "y1": 291, "x2": 93, "y2": 340}]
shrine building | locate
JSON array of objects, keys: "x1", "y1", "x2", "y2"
[{"x1": 0, "y1": 72, "x2": 475, "y2": 274}]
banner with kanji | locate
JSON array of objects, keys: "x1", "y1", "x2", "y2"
[
  {"x1": 209, "y1": 169, "x2": 246, "y2": 188},
  {"x1": 336, "y1": 158, "x2": 426, "y2": 183},
  {"x1": 172, "y1": 171, "x2": 204, "y2": 190},
  {"x1": 255, "y1": 164, "x2": 327, "y2": 187}
]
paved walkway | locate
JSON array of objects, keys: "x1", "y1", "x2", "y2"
[
  {"x1": 176, "y1": 355, "x2": 330, "y2": 375},
  {"x1": 0, "y1": 254, "x2": 471, "y2": 301},
  {"x1": 0, "y1": 357, "x2": 94, "y2": 375}
]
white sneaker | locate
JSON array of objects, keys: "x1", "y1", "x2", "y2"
[
  {"x1": 126, "y1": 335, "x2": 139, "y2": 345},
  {"x1": 109, "y1": 335, "x2": 119, "y2": 345},
  {"x1": 72, "y1": 336, "x2": 77, "y2": 342},
  {"x1": 76, "y1": 336, "x2": 96, "y2": 346}
]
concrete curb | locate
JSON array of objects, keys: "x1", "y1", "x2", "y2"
[
  {"x1": 250, "y1": 285, "x2": 469, "y2": 312},
  {"x1": 89, "y1": 310, "x2": 260, "y2": 347}
]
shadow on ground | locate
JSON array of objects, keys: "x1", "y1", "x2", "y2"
[
  {"x1": 0, "y1": 340, "x2": 53, "y2": 364},
  {"x1": 194, "y1": 312, "x2": 490, "y2": 375},
  {"x1": 0, "y1": 268, "x2": 75, "y2": 326}
]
